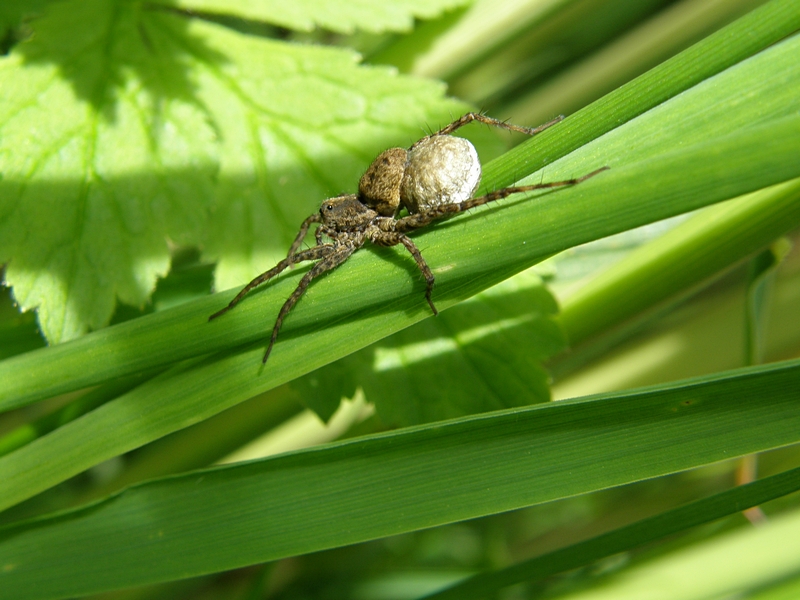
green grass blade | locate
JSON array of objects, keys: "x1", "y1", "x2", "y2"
[
  {"x1": 0, "y1": 371, "x2": 158, "y2": 458},
  {"x1": 559, "y1": 179, "x2": 800, "y2": 347},
  {"x1": 500, "y1": 0, "x2": 771, "y2": 124},
  {"x1": 484, "y1": 0, "x2": 800, "y2": 189},
  {"x1": 422, "y1": 466, "x2": 800, "y2": 600},
  {"x1": 548, "y1": 506, "x2": 800, "y2": 600},
  {"x1": 0, "y1": 359, "x2": 799, "y2": 599}
]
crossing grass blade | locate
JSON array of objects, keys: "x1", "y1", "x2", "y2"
[{"x1": 423, "y1": 465, "x2": 800, "y2": 599}]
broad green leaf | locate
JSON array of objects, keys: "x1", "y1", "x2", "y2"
[
  {"x1": 0, "y1": 0, "x2": 469, "y2": 343},
  {"x1": 2, "y1": 26, "x2": 799, "y2": 412},
  {"x1": 155, "y1": 0, "x2": 473, "y2": 34},
  {"x1": 0, "y1": 0, "x2": 53, "y2": 32},
  {"x1": 193, "y1": 32, "x2": 470, "y2": 294},
  {"x1": 296, "y1": 270, "x2": 565, "y2": 425},
  {"x1": 0, "y1": 0, "x2": 218, "y2": 343},
  {"x1": 0, "y1": 360, "x2": 798, "y2": 599}
]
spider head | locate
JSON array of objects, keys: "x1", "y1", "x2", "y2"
[{"x1": 319, "y1": 194, "x2": 377, "y2": 229}]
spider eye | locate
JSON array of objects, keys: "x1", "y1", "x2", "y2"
[{"x1": 326, "y1": 204, "x2": 333, "y2": 211}]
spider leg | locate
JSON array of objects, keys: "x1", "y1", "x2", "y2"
[
  {"x1": 287, "y1": 213, "x2": 323, "y2": 258},
  {"x1": 459, "y1": 166, "x2": 610, "y2": 211},
  {"x1": 263, "y1": 243, "x2": 358, "y2": 363},
  {"x1": 378, "y1": 233, "x2": 438, "y2": 315},
  {"x1": 394, "y1": 166, "x2": 609, "y2": 233},
  {"x1": 209, "y1": 244, "x2": 334, "y2": 321},
  {"x1": 413, "y1": 112, "x2": 564, "y2": 149}
]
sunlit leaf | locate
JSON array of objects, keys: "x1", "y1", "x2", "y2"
[
  {"x1": 0, "y1": 0, "x2": 468, "y2": 343},
  {"x1": 296, "y1": 270, "x2": 565, "y2": 425}
]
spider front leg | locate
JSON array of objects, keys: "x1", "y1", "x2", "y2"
[
  {"x1": 287, "y1": 213, "x2": 323, "y2": 258},
  {"x1": 209, "y1": 244, "x2": 334, "y2": 321},
  {"x1": 262, "y1": 243, "x2": 358, "y2": 363}
]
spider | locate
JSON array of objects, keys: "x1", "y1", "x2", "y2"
[{"x1": 209, "y1": 113, "x2": 608, "y2": 363}]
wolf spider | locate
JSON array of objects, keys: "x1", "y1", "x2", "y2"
[{"x1": 210, "y1": 113, "x2": 608, "y2": 363}]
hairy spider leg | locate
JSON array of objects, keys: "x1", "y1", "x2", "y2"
[
  {"x1": 414, "y1": 112, "x2": 565, "y2": 149},
  {"x1": 208, "y1": 244, "x2": 334, "y2": 321},
  {"x1": 371, "y1": 231, "x2": 439, "y2": 315},
  {"x1": 262, "y1": 243, "x2": 359, "y2": 363},
  {"x1": 287, "y1": 213, "x2": 323, "y2": 258},
  {"x1": 394, "y1": 167, "x2": 610, "y2": 233},
  {"x1": 397, "y1": 235, "x2": 438, "y2": 315}
]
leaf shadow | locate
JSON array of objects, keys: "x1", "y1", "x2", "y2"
[
  {"x1": 291, "y1": 283, "x2": 566, "y2": 424},
  {"x1": 14, "y1": 0, "x2": 227, "y2": 121},
  {"x1": 0, "y1": 131, "x2": 382, "y2": 342}
]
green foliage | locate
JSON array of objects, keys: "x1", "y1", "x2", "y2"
[
  {"x1": 0, "y1": 0, "x2": 469, "y2": 343},
  {"x1": 0, "y1": 0, "x2": 53, "y2": 34},
  {"x1": 153, "y1": 0, "x2": 473, "y2": 33},
  {"x1": 295, "y1": 270, "x2": 564, "y2": 424},
  {"x1": 426, "y1": 464, "x2": 800, "y2": 600},
  {"x1": 1, "y1": 0, "x2": 800, "y2": 599},
  {"x1": 2, "y1": 360, "x2": 799, "y2": 599}
]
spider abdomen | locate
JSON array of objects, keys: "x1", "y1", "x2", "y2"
[{"x1": 401, "y1": 135, "x2": 481, "y2": 214}]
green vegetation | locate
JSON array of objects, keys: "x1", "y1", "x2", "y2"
[{"x1": 1, "y1": 1, "x2": 799, "y2": 598}]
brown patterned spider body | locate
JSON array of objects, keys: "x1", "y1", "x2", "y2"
[{"x1": 209, "y1": 113, "x2": 607, "y2": 363}]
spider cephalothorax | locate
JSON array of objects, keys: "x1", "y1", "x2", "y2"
[{"x1": 210, "y1": 113, "x2": 607, "y2": 363}]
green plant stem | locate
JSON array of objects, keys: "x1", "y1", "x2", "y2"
[
  {"x1": 558, "y1": 179, "x2": 800, "y2": 348},
  {"x1": 502, "y1": 0, "x2": 766, "y2": 124}
]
